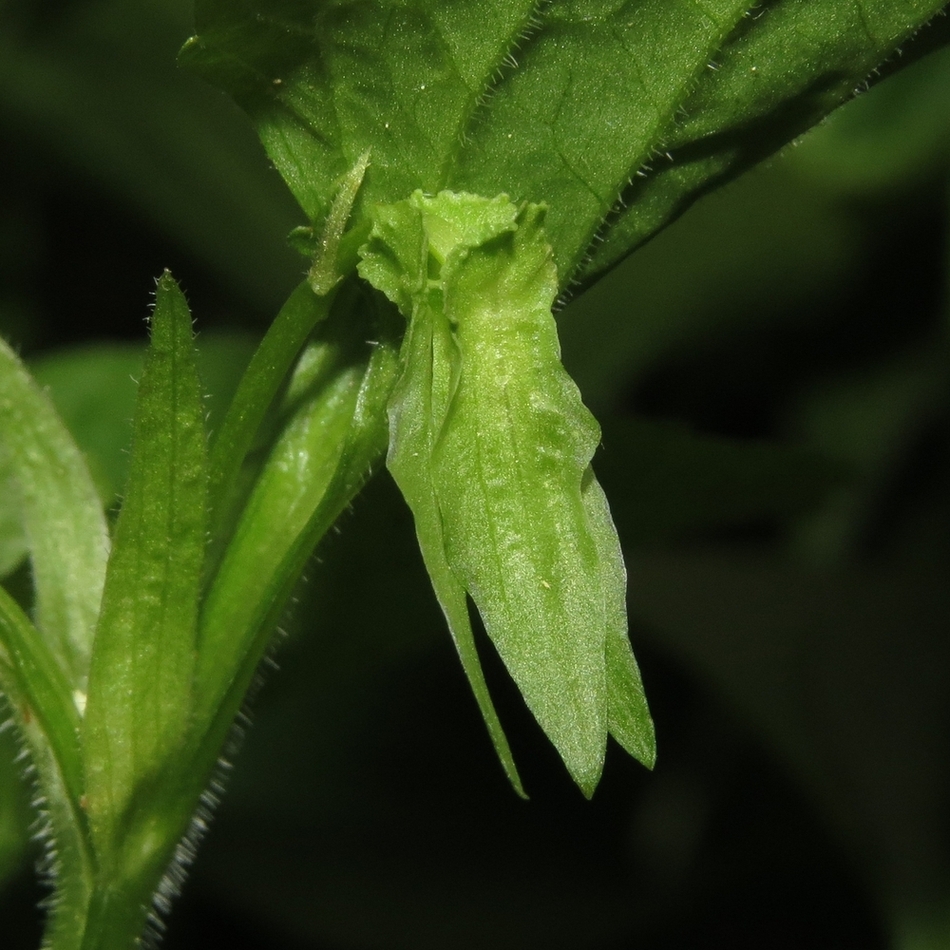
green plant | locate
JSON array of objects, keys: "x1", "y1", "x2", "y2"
[{"x1": 1, "y1": 1, "x2": 949, "y2": 947}]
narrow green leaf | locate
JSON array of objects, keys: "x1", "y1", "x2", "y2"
[
  {"x1": 0, "y1": 586, "x2": 85, "y2": 815},
  {"x1": 197, "y1": 287, "x2": 400, "y2": 735},
  {"x1": 0, "y1": 336, "x2": 111, "y2": 947},
  {"x1": 0, "y1": 336, "x2": 108, "y2": 693},
  {"x1": 606, "y1": 620, "x2": 655, "y2": 768},
  {"x1": 0, "y1": 586, "x2": 93, "y2": 950},
  {"x1": 82, "y1": 272, "x2": 208, "y2": 854},
  {"x1": 308, "y1": 149, "x2": 372, "y2": 295},
  {"x1": 359, "y1": 192, "x2": 653, "y2": 794}
]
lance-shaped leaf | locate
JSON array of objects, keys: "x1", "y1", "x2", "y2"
[
  {"x1": 181, "y1": 0, "x2": 949, "y2": 292},
  {"x1": 82, "y1": 273, "x2": 208, "y2": 856},
  {"x1": 359, "y1": 192, "x2": 653, "y2": 795},
  {"x1": 196, "y1": 286, "x2": 400, "y2": 737},
  {"x1": 0, "y1": 337, "x2": 109, "y2": 945},
  {"x1": 0, "y1": 336, "x2": 109, "y2": 693}
]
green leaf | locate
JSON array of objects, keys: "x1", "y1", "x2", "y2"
[
  {"x1": 0, "y1": 586, "x2": 93, "y2": 950},
  {"x1": 0, "y1": 586, "x2": 86, "y2": 818},
  {"x1": 28, "y1": 334, "x2": 259, "y2": 516},
  {"x1": 0, "y1": 336, "x2": 117, "y2": 946},
  {"x1": 30, "y1": 344, "x2": 144, "y2": 510},
  {"x1": 196, "y1": 286, "x2": 400, "y2": 740},
  {"x1": 307, "y1": 149, "x2": 372, "y2": 295},
  {"x1": 0, "y1": 336, "x2": 109, "y2": 693},
  {"x1": 584, "y1": 475, "x2": 655, "y2": 768},
  {"x1": 82, "y1": 273, "x2": 208, "y2": 858},
  {"x1": 359, "y1": 192, "x2": 653, "y2": 794},
  {"x1": 574, "y1": 0, "x2": 950, "y2": 285},
  {"x1": 0, "y1": 462, "x2": 27, "y2": 580},
  {"x1": 181, "y1": 0, "x2": 949, "y2": 292}
]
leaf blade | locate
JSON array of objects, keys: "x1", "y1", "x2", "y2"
[
  {"x1": 0, "y1": 337, "x2": 109, "y2": 692},
  {"x1": 0, "y1": 585, "x2": 94, "y2": 949},
  {"x1": 196, "y1": 287, "x2": 400, "y2": 734},
  {"x1": 82, "y1": 272, "x2": 208, "y2": 854},
  {"x1": 577, "y1": 0, "x2": 950, "y2": 286},
  {"x1": 181, "y1": 0, "x2": 949, "y2": 289},
  {"x1": 182, "y1": 0, "x2": 541, "y2": 226}
]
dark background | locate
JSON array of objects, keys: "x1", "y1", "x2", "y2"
[{"x1": 1, "y1": 1, "x2": 949, "y2": 948}]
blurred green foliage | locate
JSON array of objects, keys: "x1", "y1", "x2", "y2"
[{"x1": 1, "y1": 1, "x2": 949, "y2": 948}]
